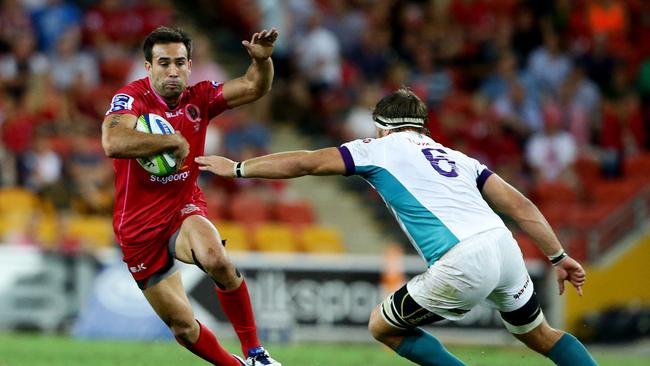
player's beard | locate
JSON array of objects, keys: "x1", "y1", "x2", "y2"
[{"x1": 158, "y1": 80, "x2": 185, "y2": 101}]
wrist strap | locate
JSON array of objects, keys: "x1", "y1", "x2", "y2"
[
  {"x1": 548, "y1": 250, "x2": 568, "y2": 266},
  {"x1": 234, "y1": 161, "x2": 245, "y2": 178}
]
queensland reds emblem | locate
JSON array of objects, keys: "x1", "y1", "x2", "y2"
[{"x1": 185, "y1": 104, "x2": 201, "y2": 132}]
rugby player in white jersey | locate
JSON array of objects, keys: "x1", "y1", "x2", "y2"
[{"x1": 195, "y1": 88, "x2": 598, "y2": 366}]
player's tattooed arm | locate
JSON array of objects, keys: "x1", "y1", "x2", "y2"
[
  {"x1": 101, "y1": 114, "x2": 188, "y2": 159},
  {"x1": 108, "y1": 115, "x2": 121, "y2": 128}
]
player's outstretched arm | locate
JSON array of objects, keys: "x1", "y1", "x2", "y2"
[
  {"x1": 195, "y1": 147, "x2": 346, "y2": 178},
  {"x1": 102, "y1": 113, "x2": 189, "y2": 164},
  {"x1": 222, "y1": 28, "x2": 278, "y2": 108},
  {"x1": 481, "y1": 173, "x2": 586, "y2": 296}
]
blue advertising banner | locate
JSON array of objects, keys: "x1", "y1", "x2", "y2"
[{"x1": 72, "y1": 262, "x2": 172, "y2": 340}]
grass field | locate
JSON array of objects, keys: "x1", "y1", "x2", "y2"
[{"x1": 0, "y1": 333, "x2": 647, "y2": 366}]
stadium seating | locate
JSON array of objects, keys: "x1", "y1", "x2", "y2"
[
  {"x1": 299, "y1": 225, "x2": 345, "y2": 253},
  {"x1": 214, "y1": 221, "x2": 251, "y2": 252},
  {"x1": 252, "y1": 223, "x2": 299, "y2": 252},
  {"x1": 65, "y1": 216, "x2": 114, "y2": 249},
  {"x1": 0, "y1": 188, "x2": 38, "y2": 215},
  {"x1": 34, "y1": 213, "x2": 59, "y2": 249},
  {"x1": 272, "y1": 200, "x2": 316, "y2": 227},
  {"x1": 513, "y1": 232, "x2": 546, "y2": 261},
  {"x1": 575, "y1": 157, "x2": 601, "y2": 190},
  {"x1": 623, "y1": 153, "x2": 650, "y2": 178},
  {"x1": 531, "y1": 181, "x2": 578, "y2": 206},
  {"x1": 0, "y1": 189, "x2": 39, "y2": 241},
  {"x1": 227, "y1": 193, "x2": 271, "y2": 228}
]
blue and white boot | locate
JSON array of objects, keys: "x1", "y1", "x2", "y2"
[{"x1": 245, "y1": 346, "x2": 281, "y2": 366}]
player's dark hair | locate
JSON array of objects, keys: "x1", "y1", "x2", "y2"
[
  {"x1": 373, "y1": 87, "x2": 430, "y2": 135},
  {"x1": 143, "y1": 26, "x2": 192, "y2": 63}
]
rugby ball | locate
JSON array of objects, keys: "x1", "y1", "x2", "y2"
[{"x1": 134, "y1": 113, "x2": 177, "y2": 176}]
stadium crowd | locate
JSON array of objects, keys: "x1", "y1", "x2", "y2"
[{"x1": 0, "y1": 0, "x2": 649, "y2": 259}]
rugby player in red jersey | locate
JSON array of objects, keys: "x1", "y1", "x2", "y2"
[{"x1": 101, "y1": 26, "x2": 280, "y2": 366}]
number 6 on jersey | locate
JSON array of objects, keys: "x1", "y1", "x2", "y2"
[{"x1": 422, "y1": 148, "x2": 458, "y2": 177}]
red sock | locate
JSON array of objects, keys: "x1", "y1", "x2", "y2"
[
  {"x1": 176, "y1": 321, "x2": 242, "y2": 366},
  {"x1": 216, "y1": 279, "x2": 261, "y2": 355}
]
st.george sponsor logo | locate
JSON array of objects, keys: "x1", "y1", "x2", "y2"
[{"x1": 150, "y1": 170, "x2": 190, "y2": 184}]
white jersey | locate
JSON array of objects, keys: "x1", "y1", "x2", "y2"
[{"x1": 339, "y1": 131, "x2": 506, "y2": 265}]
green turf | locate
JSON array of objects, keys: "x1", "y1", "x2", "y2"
[{"x1": 0, "y1": 333, "x2": 646, "y2": 366}]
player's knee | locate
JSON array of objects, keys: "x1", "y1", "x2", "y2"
[
  {"x1": 517, "y1": 321, "x2": 564, "y2": 355},
  {"x1": 169, "y1": 319, "x2": 198, "y2": 342},
  {"x1": 198, "y1": 247, "x2": 232, "y2": 275},
  {"x1": 368, "y1": 307, "x2": 382, "y2": 339},
  {"x1": 368, "y1": 307, "x2": 392, "y2": 342}
]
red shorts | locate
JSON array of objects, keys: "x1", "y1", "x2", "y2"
[{"x1": 120, "y1": 201, "x2": 208, "y2": 289}]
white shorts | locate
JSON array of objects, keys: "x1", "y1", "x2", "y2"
[{"x1": 405, "y1": 227, "x2": 544, "y2": 334}]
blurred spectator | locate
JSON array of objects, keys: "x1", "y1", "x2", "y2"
[
  {"x1": 294, "y1": 12, "x2": 341, "y2": 89},
  {"x1": 525, "y1": 103, "x2": 578, "y2": 185},
  {"x1": 341, "y1": 83, "x2": 381, "y2": 141},
  {"x1": 68, "y1": 134, "x2": 112, "y2": 215},
  {"x1": 557, "y1": 65, "x2": 601, "y2": 153},
  {"x1": 606, "y1": 61, "x2": 635, "y2": 99},
  {"x1": 382, "y1": 61, "x2": 410, "y2": 93},
  {"x1": 30, "y1": 0, "x2": 82, "y2": 53},
  {"x1": 188, "y1": 34, "x2": 228, "y2": 85},
  {"x1": 255, "y1": 0, "x2": 292, "y2": 77},
  {"x1": 511, "y1": 5, "x2": 543, "y2": 67},
  {"x1": 22, "y1": 134, "x2": 63, "y2": 197},
  {"x1": 563, "y1": 64, "x2": 601, "y2": 114},
  {"x1": 600, "y1": 92, "x2": 645, "y2": 164},
  {"x1": 391, "y1": 1, "x2": 425, "y2": 62},
  {"x1": 131, "y1": 0, "x2": 175, "y2": 40},
  {"x1": 221, "y1": 107, "x2": 270, "y2": 161},
  {"x1": 451, "y1": 93, "x2": 523, "y2": 180},
  {"x1": 527, "y1": 30, "x2": 572, "y2": 96},
  {"x1": 0, "y1": 31, "x2": 49, "y2": 100},
  {"x1": 49, "y1": 27, "x2": 99, "y2": 93},
  {"x1": 1, "y1": 94, "x2": 40, "y2": 185},
  {"x1": 0, "y1": 0, "x2": 33, "y2": 53},
  {"x1": 587, "y1": 0, "x2": 628, "y2": 40},
  {"x1": 479, "y1": 51, "x2": 536, "y2": 102},
  {"x1": 322, "y1": 0, "x2": 366, "y2": 57},
  {"x1": 493, "y1": 81, "x2": 543, "y2": 136},
  {"x1": 83, "y1": 0, "x2": 154, "y2": 50},
  {"x1": 579, "y1": 34, "x2": 616, "y2": 92},
  {"x1": 477, "y1": 20, "x2": 515, "y2": 74},
  {"x1": 410, "y1": 47, "x2": 453, "y2": 110},
  {"x1": 348, "y1": 25, "x2": 396, "y2": 82}
]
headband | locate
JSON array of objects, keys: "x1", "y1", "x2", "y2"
[{"x1": 373, "y1": 115, "x2": 426, "y2": 130}]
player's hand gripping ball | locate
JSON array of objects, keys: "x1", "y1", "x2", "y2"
[{"x1": 135, "y1": 113, "x2": 177, "y2": 176}]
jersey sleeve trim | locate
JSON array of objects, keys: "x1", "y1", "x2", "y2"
[
  {"x1": 337, "y1": 146, "x2": 356, "y2": 176},
  {"x1": 476, "y1": 168, "x2": 494, "y2": 192}
]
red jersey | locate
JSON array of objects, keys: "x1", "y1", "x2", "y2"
[{"x1": 105, "y1": 77, "x2": 229, "y2": 246}]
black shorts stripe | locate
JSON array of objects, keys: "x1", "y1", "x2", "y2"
[
  {"x1": 500, "y1": 291, "x2": 542, "y2": 326},
  {"x1": 135, "y1": 255, "x2": 175, "y2": 290},
  {"x1": 384, "y1": 284, "x2": 445, "y2": 328},
  {"x1": 390, "y1": 301, "x2": 414, "y2": 327},
  {"x1": 381, "y1": 302, "x2": 407, "y2": 329}
]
